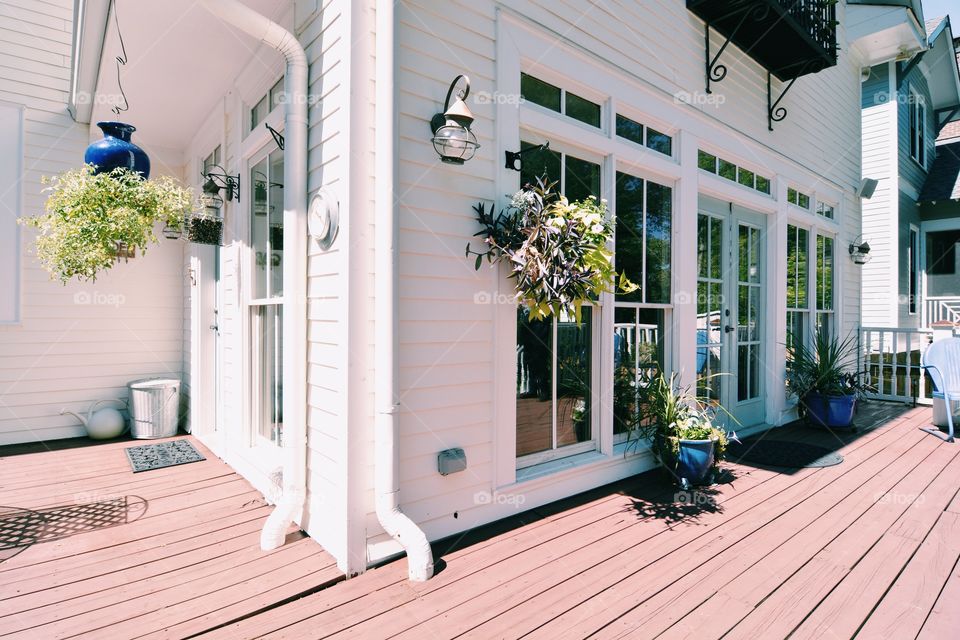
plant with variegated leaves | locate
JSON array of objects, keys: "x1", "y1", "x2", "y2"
[{"x1": 466, "y1": 177, "x2": 634, "y2": 321}]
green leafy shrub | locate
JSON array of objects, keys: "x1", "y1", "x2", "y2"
[
  {"x1": 466, "y1": 178, "x2": 635, "y2": 321},
  {"x1": 19, "y1": 165, "x2": 192, "y2": 283}
]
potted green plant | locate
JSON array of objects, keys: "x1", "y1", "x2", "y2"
[
  {"x1": 466, "y1": 178, "x2": 635, "y2": 321},
  {"x1": 19, "y1": 165, "x2": 192, "y2": 283},
  {"x1": 786, "y1": 330, "x2": 871, "y2": 429},
  {"x1": 624, "y1": 370, "x2": 731, "y2": 488}
]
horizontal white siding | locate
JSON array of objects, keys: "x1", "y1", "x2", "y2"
[
  {"x1": 380, "y1": 0, "x2": 866, "y2": 552},
  {"x1": 0, "y1": 0, "x2": 185, "y2": 445}
]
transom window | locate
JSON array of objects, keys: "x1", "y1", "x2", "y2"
[
  {"x1": 816, "y1": 201, "x2": 835, "y2": 219},
  {"x1": 698, "y1": 150, "x2": 771, "y2": 195},
  {"x1": 520, "y1": 73, "x2": 601, "y2": 128},
  {"x1": 615, "y1": 114, "x2": 672, "y2": 156},
  {"x1": 251, "y1": 76, "x2": 284, "y2": 130},
  {"x1": 202, "y1": 146, "x2": 221, "y2": 174},
  {"x1": 787, "y1": 187, "x2": 811, "y2": 209}
]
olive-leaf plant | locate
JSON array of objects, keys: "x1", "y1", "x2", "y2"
[
  {"x1": 466, "y1": 177, "x2": 635, "y2": 321},
  {"x1": 19, "y1": 165, "x2": 192, "y2": 283}
]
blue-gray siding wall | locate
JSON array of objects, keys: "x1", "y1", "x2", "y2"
[
  {"x1": 862, "y1": 64, "x2": 888, "y2": 108},
  {"x1": 897, "y1": 189, "x2": 921, "y2": 327},
  {"x1": 897, "y1": 63, "x2": 934, "y2": 194}
]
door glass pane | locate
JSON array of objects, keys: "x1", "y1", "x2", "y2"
[
  {"x1": 697, "y1": 214, "x2": 723, "y2": 402},
  {"x1": 250, "y1": 157, "x2": 269, "y2": 299},
  {"x1": 255, "y1": 304, "x2": 283, "y2": 444},
  {"x1": 736, "y1": 223, "x2": 762, "y2": 402},
  {"x1": 268, "y1": 148, "x2": 284, "y2": 297},
  {"x1": 516, "y1": 308, "x2": 553, "y2": 457}
]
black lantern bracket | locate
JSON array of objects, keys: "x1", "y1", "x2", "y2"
[
  {"x1": 202, "y1": 164, "x2": 241, "y2": 201},
  {"x1": 505, "y1": 142, "x2": 550, "y2": 172}
]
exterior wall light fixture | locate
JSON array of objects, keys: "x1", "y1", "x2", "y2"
[
  {"x1": 849, "y1": 237, "x2": 871, "y2": 265},
  {"x1": 430, "y1": 74, "x2": 479, "y2": 164}
]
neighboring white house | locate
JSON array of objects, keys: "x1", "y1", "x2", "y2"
[
  {"x1": 1, "y1": 0, "x2": 910, "y2": 579},
  {"x1": 860, "y1": 10, "x2": 960, "y2": 329}
]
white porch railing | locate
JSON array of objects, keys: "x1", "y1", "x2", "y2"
[
  {"x1": 923, "y1": 296, "x2": 960, "y2": 326},
  {"x1": 860, "y1": 326, "x2": 933, "y2": 404}
]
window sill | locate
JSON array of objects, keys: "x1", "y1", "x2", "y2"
[{"x1": 509, "y1": 441, "x2": 655, "y2": 492}]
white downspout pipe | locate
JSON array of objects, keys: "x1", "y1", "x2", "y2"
[
  {"x1": 199, "y1": 0, "x2": 309, "y2": 552},
  {"x1": 375, "y1": 0, "x2": 434, "y2": 582}
]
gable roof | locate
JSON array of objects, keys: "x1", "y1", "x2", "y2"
[{"x1": 919, "y1": 140, "x2": 960, "y2": 202}]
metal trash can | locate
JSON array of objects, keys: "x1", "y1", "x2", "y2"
[{"x1": 128, "y1": 378, "x2": 180, "y2": 439}]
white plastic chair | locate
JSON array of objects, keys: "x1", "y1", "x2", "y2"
[{"x1": 921, "y1": 337, "x2": 960, "y2": 443}]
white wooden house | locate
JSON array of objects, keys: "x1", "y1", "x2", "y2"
[{"x1": 0, "y1": 0, "x2": 910, "y2": 579}]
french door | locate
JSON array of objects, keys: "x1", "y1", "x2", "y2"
[
  {"x1": 247, "y1": 146, "x2": 285, "y2": 448},
  {"x1": 696, "y1": 197, "x2": 766, "y2": 428}
]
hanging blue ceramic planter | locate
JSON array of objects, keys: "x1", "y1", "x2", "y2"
[{"x1": 84, "y1": 122, "x2": 150, "y2": 179}]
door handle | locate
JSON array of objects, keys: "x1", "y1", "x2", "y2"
[
  {"x1": 209, "y1": 324, "x2": 219, "y2": 331},
  {"x1": 724, "y1": 325, "x2": 735, "y2": 334}
]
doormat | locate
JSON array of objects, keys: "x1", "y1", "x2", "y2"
[
  {"x1": 727, "y1": 440, "x2": 843, "y2": 468},
  {"x1": 125, "y1": 439, "x2": 205, "y2": 473}
]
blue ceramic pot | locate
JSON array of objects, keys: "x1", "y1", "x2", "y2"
[
  {"x1": 676, "y1": 438, "x2": 715, "y2": 487},
  {"x1": 84, "y1": 122, "x2": 150, "y2": 178},
  {"x1": 804, "y1": 392, "x2": 856, "y2": 429}
]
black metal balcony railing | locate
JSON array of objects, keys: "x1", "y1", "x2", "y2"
[
  {"x1": 686, "y1": 0, "x2": 838, "y2": 130},
  {"x1": 687, "y1": 0, "x2": 838, "y2": 81}
]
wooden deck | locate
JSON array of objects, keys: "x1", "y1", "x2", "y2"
[
  {"x1": 3, "y1": 404, "x2": 960, "y2": 639},
  {"x1": 199, "y1": 403, "x2": 959, "y2": 639},
  {"x1": 0, "y1": 435, "x2": 342, "y2": 639}
]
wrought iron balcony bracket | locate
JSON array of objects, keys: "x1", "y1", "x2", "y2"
[{"x1": 703, "y1": 4, "x2": 773, "y2": 94}]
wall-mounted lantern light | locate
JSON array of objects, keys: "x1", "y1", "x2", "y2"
[
  {"x1": 201, "y1": 178, "x2": 225, "y2": 217},
  {"x1": 201, "y1": 164, "x2": 240, "y2": 202},
  {"x1": 849, "y1": 238, "x2": 871, "y2": 265},
  {"x1": 430, "y1": 74, "x2": 479, "y2": 165}
]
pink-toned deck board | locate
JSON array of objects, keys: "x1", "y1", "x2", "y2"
[
  {"x1": 202, "y1": 403, "x2": 960, "y2": 640},
  {"x1": 0, "y1": 435, "x2": 342, "y2": 638}
]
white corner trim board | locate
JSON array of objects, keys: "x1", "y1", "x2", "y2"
[{"x1": 198, "y1": 0, "x2": 310, "y2": 553}]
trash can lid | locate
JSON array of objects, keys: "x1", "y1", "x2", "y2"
[{"x1": 128, "y1": 378, "x2": 180, "y2": 389}]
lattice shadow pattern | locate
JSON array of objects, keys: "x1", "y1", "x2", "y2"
[{"x1": 0, "y1": 496, "x2": 147, "y2": 558}]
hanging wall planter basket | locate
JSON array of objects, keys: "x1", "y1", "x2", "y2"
[
  {"x1": 187, "y1": 215, "x2": 223, "y2": 246},
  {"x1": 84, "y1": 122, "x2": 151, "y2": 178}
]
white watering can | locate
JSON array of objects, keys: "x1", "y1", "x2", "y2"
[{"x1": 61, "y1": 400, "x2": 127, "y2": 440}]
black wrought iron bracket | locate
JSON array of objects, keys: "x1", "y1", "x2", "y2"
[
  {"x1": 767, "y1": 71, "x2": 800, "y2": 131},
  {"x1": 202, "y1": 164, "x2": 241, "y2": 201},
  {"x1": 703, "y1": 5, "x2": 770, "y2": 94},
  {"x1": 505, "y1": 142, "x2": 549, "y2": 172}
]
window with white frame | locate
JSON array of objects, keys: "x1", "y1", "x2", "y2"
[
  {"x1": 516, "y1": 143, "x2": 601, "y2": 465},
  {"x1": 787, "y1": 187, "x2": 811, "y2": 210},
  {"x1": 786, "y1": 223, "x2": 810, "y2": 373},
  {"x1": 909, "y1": 88, "x2": 926, "y2": 168},
  {"x1": 514, "y1": 90, "x2": 673, "y2": 463},
  {"x1": 908, "y1": 225, "x2": 919, "y2": 314},
  {"x1": 251, "y1": 76, "x2": 284, "y2": 131},
  {"x1": 697, "y1": 150, "x2": 771, "y2": 195},
  {"x1": 202, "y1": 145, "x2": 221, "y2": 174},
  {"x1": 520, "y1": 73, "x2": 601, "y2": 129},
  {"x1": 815, "y1": 233, "x2": 835, "y2": 336},
  {"x1": 785, "y1": 225, "x2": 835, "y2": 394},
  {"x1": 815, "y1": 201, "x2": 835, "y2": 219}
]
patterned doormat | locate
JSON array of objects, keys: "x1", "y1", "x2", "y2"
[
  {"x1": 727, "y1": 440, "x2": 844, "y2": 468},
  {"x1": 125, "y1": 439, "x2": 205, "y2": 473}
]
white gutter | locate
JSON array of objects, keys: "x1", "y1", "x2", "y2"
[
  {"x1": 374, "y1": 0, "x2": 434, "y2": 582},
  {"x1": 199, "y1": 0, "x2": 309, "y2": 552}
]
